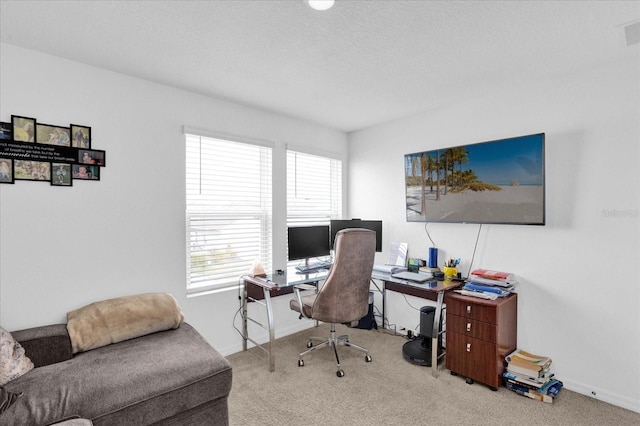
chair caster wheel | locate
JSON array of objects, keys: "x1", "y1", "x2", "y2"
[
  {"x1": 365, "y1": 355, "x2": 372, "y2": 362},
  {"x1": 306, "y1": 341, "x2": 313, "y2": 348},
  {"x1": 336, "y1": 370, "x2": 345, "y2": 377},
  {"x1": 298, "y1": 359, "x2": 304, "y2": 367}
]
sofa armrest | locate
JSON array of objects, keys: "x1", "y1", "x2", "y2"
[{"x1": 11, "y1": 324, "x2": 73, "y2": 367}]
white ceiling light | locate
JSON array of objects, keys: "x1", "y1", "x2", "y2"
[{"x1": 306, "y1": 0, "x2": 335, "y2": 11}]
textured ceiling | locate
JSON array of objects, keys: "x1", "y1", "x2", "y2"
[{"x1": 1, "y1": 0, "x2": 638, "y2": 133}]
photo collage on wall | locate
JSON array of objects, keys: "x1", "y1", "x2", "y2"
[{"x1": 0, "y1": 115, "x2": 106, "y2": 187}]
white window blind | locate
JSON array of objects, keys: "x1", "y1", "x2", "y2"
[
  {"x1": 186, "y1": 133, "x2": 272, "y2": 293},
  {"x1": 286, "y1": 150, "x2": 342, "y2": 263}
]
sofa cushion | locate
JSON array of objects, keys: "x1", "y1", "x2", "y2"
[
  {"x1": 12, "y1": 324, "x2": 73, "y2": 368},
  {"x1": 0, "y1": 326, "x2": 34, "y2": 386},
  {"x1": 2, "y1": 323, "x2": 232, "y2": 426},
  {"x1": 66, "y1": 293, "x2": 184, "y2": 353}
]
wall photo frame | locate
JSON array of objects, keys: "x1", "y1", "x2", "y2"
[
  {"x1": 72, "y1": 164, "x2": 100, "y2": 180},
  {"x1": 11, "y1": 115, "x2": 36, "y2": 143},
  {"x1": 36, "y1": 124, "x2": 71, "y2": 146},
  {"x1": 71, "y1": 124, "x2": 91, "y2": 149},
  {"x1": 51, "y1": 163, "x2": 72, "y2": 186},
  {"x1": 78, "y1": 149, "x2": 105, "y2": 166},
  {"x1": 0, "y1": 158, "x2": 14, "y2": 184},
  {"x1": 0, "y1": 122, "x2": 12, "y2": 140},
  {"x1": 14, "y1": 160, "x2": 51, "y2": 181}
]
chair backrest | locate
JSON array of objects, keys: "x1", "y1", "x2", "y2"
[{"x1": 311, "y1": 228, "x2": 376, "y2": 324}]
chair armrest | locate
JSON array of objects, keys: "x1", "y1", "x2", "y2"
[
  {"x1": 293, "y1": 284, "x2": 317, "y2": 319},
  {"x1": 12, "y1": 324, "x2": 73, "y2": 367}
]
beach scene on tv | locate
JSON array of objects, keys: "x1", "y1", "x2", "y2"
[{"x1": 404, "y1": 134, "x2": 545, "y2": 225}]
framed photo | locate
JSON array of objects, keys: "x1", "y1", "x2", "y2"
[
  {"x1": 36, "y1": 123, "x2": 71, "y2": 146},
  {"x1": 51, "y1": 163, "x2": 72, "y2": 186},
  {"x1": 11, "y1": 115, "x2": 36, "y2": 143},
  {"x1": 0, "y1": 158, "x2": 15, "y2": 184},
  {"x1": 14, "y1": 160, "x2": 51, "y2": 181},
  {"x1": 0, "y1": 122, "x2": 12, "y2": 140},
  {"x1": 70, "y1": 124, "x2": 91, "y2": 149},
  {"x1": 72, "y1": 164, "x2": 100, "y2": 180},
  {"x1": 78, "y1": 149, "x2": 105, "y2": 166}
]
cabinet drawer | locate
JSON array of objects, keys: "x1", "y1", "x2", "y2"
[
  {"x1": 446, "y1": 293, "x2": 498, "y2": 323},
  {"x1": 446, "y1": 332, "x2": 501, "y2": 388},
  {"x1": 447, "y1": 315, "x2": 497, "y2": 343}
]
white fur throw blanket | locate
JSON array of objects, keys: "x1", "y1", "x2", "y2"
[
  {"x1": 66, "y1": 293, "x2": 184, "y2": 354},
  {"x1": 0, "y1": 326, "x2": 34, "y2": 386}
]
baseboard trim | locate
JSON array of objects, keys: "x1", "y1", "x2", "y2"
[{"x1": 564, "y1": 378, "x2": 640, "y2": 414}]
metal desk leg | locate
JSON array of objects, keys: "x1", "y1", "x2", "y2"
[
  {"x1": 431, "y1": 291, "x2": 445, "y2": 378},
  {"x1": 242, "y1": 279, "x2": 248, "y2": 352},
  {"x1": 263, "y1": 287, "x2": 276, "y2": 372},
  {"x1": 382, "y1": 287, "x2": 387, "y2": 330}
]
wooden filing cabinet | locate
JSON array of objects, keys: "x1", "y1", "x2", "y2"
[{"x1": 445, "y1": 292, "x2": 517, "y2": 390}]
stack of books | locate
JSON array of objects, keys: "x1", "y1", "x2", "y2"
[
  {"x1": 502, "y1": 349, "x2": 563, "y2": 403},
  {"x1": 456, "y1": 269, "x2": 516, "y2": 300}
]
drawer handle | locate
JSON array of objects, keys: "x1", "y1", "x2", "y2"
[
  {"x1": 466, "y1": 305, "x2": 471, "y2": 314},
  {"x1": 466, "y1": 322, "x2": 471, "y2": 332},
  {"x1": 466, "y1": 343, "x2": 471, "y2": 352}
]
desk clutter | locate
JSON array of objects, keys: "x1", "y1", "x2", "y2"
[
  {"x1": 502, "y1": 349, "x2": 563, "y2": 403},
  {"x1": 456, "y1": 268, "x2": 517, "y2": 300}
]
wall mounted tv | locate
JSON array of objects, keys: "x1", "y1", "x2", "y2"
[{"x1": 404, "y1": 133, "x2": 545, "y2": 225}]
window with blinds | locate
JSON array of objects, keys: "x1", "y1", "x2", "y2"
[
  {"x1": 286, "y1": 150, "x2": 342, "y2": 264},
  {"x1": 186, "y1": 133, "x2": 272, "y2": 293}
]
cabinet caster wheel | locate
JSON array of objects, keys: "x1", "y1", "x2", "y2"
[
  {"x1": 365, "y1": 355, "x2": 372, "y2": 362},
  {"x1": 489, "y1": 386, "x2": 498, "y2": 391},
  {"x1": 450, "y1": 371, "x2": 458, "y2": 376},
  {"x1": 298, "y1": 359, "x2": 304, "y2": 367},
  {"x1": 336, "y1": 369, "x2": 345, "y2": 377},
  {"x1": 306, "y1": 341, "x2": 313, "y2": 348},
  {"x1": 465, "y1": 378, "x2": 474, "y2": 385}
]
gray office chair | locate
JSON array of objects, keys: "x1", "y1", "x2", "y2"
[{"x1": 290, "y1": 228, "x2": 376, "y2": 377}]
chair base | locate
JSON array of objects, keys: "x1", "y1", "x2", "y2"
[{"x1": 298, "y1": 323, "x2": 372, "y2": 377}]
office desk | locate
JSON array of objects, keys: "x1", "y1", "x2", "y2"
[
  {"x1": 371, "y1": 271, "x2": 463, "y2": 377},
  {"x1": 241, "y1": 268, "x2": 462, "y2": 374},
  {"x1": 241, "y1": 268, "x2": 328, "y2": 372}
]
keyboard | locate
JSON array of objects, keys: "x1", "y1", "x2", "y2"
[{"x1": 295, "y1": 262, "x2": 331, "y2": 273}]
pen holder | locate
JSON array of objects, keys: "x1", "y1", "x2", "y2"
[{"x1": 443, "y1": 266, "x2": 458, "y2": 281}]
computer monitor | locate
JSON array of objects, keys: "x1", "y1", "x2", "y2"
[
  {"x1": 287, "y1": 225, "x2": 331, "y2": 261},
  {"x1": 330, "y1": 219, "x2": 383, "y2": 252}
]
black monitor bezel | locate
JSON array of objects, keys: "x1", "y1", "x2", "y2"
[
  {"x1": 330, "y1": 219, "x2": 382, "y2": 252},
  {"x1": 287, "y1": 225, "x2": 331, "y2": 261}
]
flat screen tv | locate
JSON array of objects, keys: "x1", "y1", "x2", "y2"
[
  {"x1": 287, "y1": 225, "x2": 331, "y2": 261},
  {"x1": 404, "y1": 133, "x2": 545, "y2": 225},
  {"x1": 330, "y1": 219, "x2": 383, "y2": 252}
]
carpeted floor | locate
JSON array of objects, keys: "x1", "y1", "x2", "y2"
[{"x1": 226, "y1": 324, "x2": 639, "y2": 426}]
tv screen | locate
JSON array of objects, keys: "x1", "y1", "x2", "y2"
[
  {"x1": 287, "y1": 225, "x2": 331, "y2": 261},
  {"x1": 330, "y1": 219, "x2": 383, "y2": 252},
  {"x1": 404, "y1": 133, "x2": 545, "y2": 225}
]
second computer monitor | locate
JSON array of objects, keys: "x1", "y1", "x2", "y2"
[
  {"x1": 330, "y1": 219, "x2": 382, "y2": 252},
  {"x1": 287, "y1": 225, "x2": 331, "y2": 261}
]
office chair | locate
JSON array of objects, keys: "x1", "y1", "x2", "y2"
[{"x1": 290, "y1": 228, "x2": 376, "y2": 377}]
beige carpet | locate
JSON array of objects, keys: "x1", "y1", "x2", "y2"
[{"x1": 227, "y1": 324, "x2": 639, "y2": 426}]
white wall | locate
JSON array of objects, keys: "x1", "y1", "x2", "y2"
[
  {"x1": 0, "y1": 44, "x2": 347, "y2": 354},
  {"x1": 348, "y1": 56, "x2": 640, "y2": 412}
]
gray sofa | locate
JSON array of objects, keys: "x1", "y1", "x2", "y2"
[{"x1": 3, "y1": 322, "x2": 232, "y2": 425}]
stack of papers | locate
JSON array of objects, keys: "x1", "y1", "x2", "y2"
[{"x1": 456, "y1": 268, "x2": 516, "y2": 299}]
